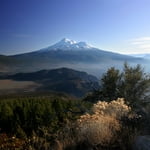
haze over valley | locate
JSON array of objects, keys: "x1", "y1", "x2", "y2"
[{"x1": 0, "y1": 38, "x2": 150, "y2": 76}]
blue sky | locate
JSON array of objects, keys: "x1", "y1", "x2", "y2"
[{"x1": 0, "y1": 0, "x2": 150, "y2": 55}]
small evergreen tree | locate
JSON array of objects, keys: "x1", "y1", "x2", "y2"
[
  {"x1": 120, "y1": 63, "x2": 150, "y2": 108},
  {"x1": 99, "y1": 67, "x2": 122, "y2": 101},
  {"x1": 85, "y1": 63, "x2": 150, "y2": 109}
]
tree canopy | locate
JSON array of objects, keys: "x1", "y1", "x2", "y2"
[{"x1": 84, "y1": 63, "x2": 150, "y2": 109}]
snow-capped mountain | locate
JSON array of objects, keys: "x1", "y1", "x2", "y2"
[
  {"x1": 40, "y1": 38, "x2": 93, "y2": 51},
  {"x1": 0, "y1": 38, "x2": 149, "y2": 76}
]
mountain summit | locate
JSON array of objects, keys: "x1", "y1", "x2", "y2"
[
  {"x1": 0, "y1": 38, "x2": 147, "y2": 76},
  {"x1": 41, "y1": 38, "x2": 93, "y2": 51}
]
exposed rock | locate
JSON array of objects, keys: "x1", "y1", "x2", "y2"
[{"x1": 133, "y1": 136, "x2": 150, "y2": 150}]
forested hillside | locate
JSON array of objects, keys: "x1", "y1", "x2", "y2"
[{"x1": 0, "y1": 64, "x2": 150, "y2": 150}]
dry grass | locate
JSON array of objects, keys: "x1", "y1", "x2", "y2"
[
  {"x1": 58, "y1": 98, "x2": 132, "y2": 150},
  {"x1": 92, "y1": 98, "x2": 131, "y2": 119},
  {"x1": 0, "y1": 79, "x2": 40, "y2": 93},
  {"x1": 76, "y1": 114, "x2": 120, "y2": 146}
]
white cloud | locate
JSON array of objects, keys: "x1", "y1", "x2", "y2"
[
  {"x1": 130, "y1": 37, "x2": 150, "y2": 53},
  {"x1": 132, "y1": 37, "x2": 150, "y2": 42}
]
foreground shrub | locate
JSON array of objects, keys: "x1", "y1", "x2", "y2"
[
  {"x1": 76, "y1": 114, "x2": 120, "y2": 146},
  {"x1": 0, "y1": 134, "x2": 26, "y2": 150},
  {"x1": 59, "y1": 98, "x2": 133, "y2": 150},
  {"x1": 92, "y1": 98, "x2": 131, "y2": 119}
]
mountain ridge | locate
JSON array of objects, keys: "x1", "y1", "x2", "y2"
[
  {"x1": 0, "y1": 67, "x2": 99, "y2": 97},
  {"x1": 0, "y1": 38, "x2": 149, "y2": 76}
]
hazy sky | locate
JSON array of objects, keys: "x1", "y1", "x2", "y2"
[{"x1": 0, "y1": 0, "x2": 150, "y2": 55}]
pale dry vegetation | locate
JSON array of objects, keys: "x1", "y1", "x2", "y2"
[
  {"x1": 59, "y1": 98, "x2": 133, "y2": 150},
  {"x1": 92, "y1": 98, "x2": 131, "y2": 119},
  {"x1": 76, "y1": 113, "x2": 120, "y2": 146},
  {"x1": 0, "y1": 79, "x2": 40, "y2": 94}
]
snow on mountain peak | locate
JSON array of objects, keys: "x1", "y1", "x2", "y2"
[
  {"x1": 60, "y1": 38, "x2": 77, "y2": 44},
  {"x1": 77, "y1": 42, "x2": 92, "y2": 49},
  {"x1": 47, "y1": 38, "x2": 93, "y2": 50}
]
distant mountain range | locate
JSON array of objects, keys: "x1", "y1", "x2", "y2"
[
  {"x1": 0, "y1": 68, "x2": 99, "y2": 97},
  {"x1": 0, "y1": 38, "x2": 149, "y2": 76}
]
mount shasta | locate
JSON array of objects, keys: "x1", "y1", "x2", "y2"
[{"x1": 0, "y1": 38, "x2": 149, "y2": 76}]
